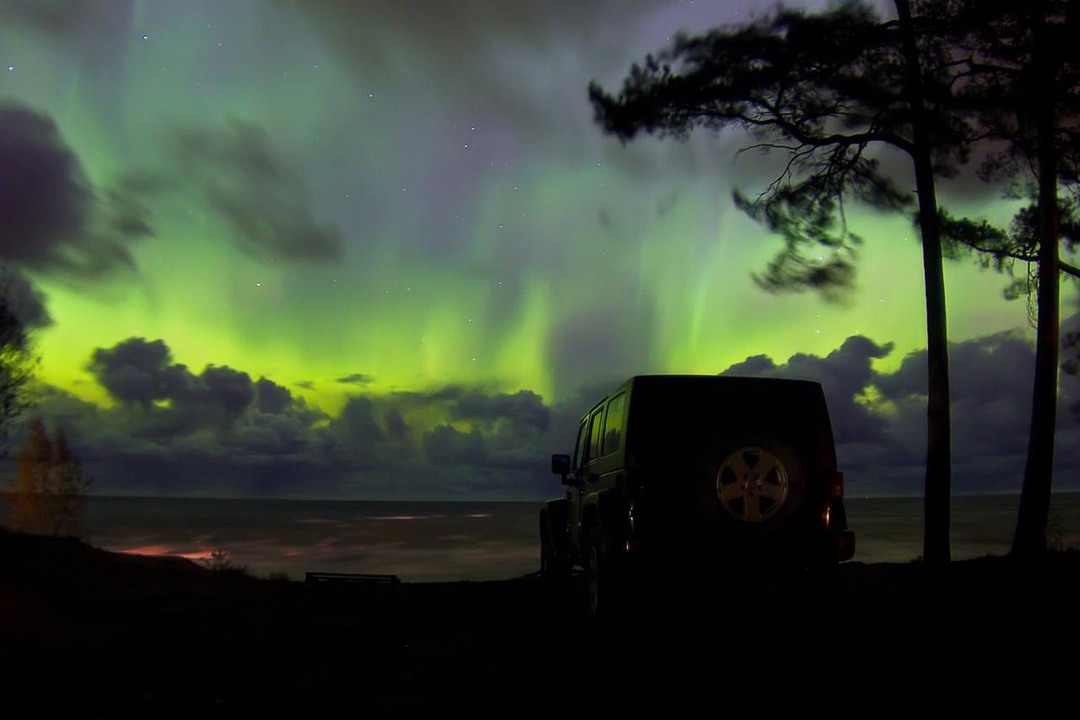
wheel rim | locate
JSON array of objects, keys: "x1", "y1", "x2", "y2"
[{"x1": 716, "y1": 446, "x2": 790, "y2": 522}]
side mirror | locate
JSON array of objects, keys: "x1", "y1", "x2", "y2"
[{"x1": 551, "y1": 453, "x2": 571, "y2": 479}]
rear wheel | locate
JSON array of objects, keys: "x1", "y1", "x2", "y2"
[
  {"x1": 583, "y1": 528, "x2": 620, "y2": 624},
  {"x1": 539, "y1": 510, "x2": 570, "y2": 580}
]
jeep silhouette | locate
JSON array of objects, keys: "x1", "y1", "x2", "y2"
[{"x1": 539, "y1": 375, "x2": 855, "y2": 619}]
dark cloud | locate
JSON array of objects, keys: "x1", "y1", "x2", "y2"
[
  {"x1": 451, "y1": 389, "x2": 549, "y2": 433},
  {"x1": 30, "y1": 339, "x2": 334, "y2": 495},
  {"x1": 385, "y1": 408, "x2": 410, "y2": 441},
  {"x1": 874, "y1": 329, "x2": 1077, "y2": 495},
  {"x1": 423, "y1": 425, "x2": 487, "y2": 466},
  {"x1": 87, "y1": 338, "x2": 187, "y2": 407},
  {"x1": 87, "y1": 338, "x2": 275, "y2": 437},
  {"x1": 23, "y1": 320, "x2": 1080, "y2": 499},
  {"x1": 722, "y1": 335, "x2": 895, "y2": 444},
  {"x1": 336, "y1": 373, "x2": 374, "y2": 386},
  {"x1": 255, "y1": 377, "x2": 293, "y2": 415},
  {"x1": 165, "y1": 120, "x2": 344, "y2": 262},
  {"x1": 28, "y1": 347, "x2": 565, "y2": 497},
  {"x1": 721, "y1": 354, "x2": 778, "y2": 376},
  {"x1": 720, "y1": 337, "x2": 914, "y2": 493},
  {"x1": 872, "y1": 330, "x2": 1056, "y2": 469},
  {"x1": 236, "y1": 412, "x2": 310, "y2": 456},
  {"x1": 721, "y1": 324, "x2": 1080, "y2": 495},
  {"x1": 349, "y1": 384, "x2": 556, "y2": 463},
  {"x1": 0, "y1": 269, "x2": 52, "y2": 333},
  {"x1": 387, "y1": 384, "x2": 464, "y2": 405},
  {"x1": 335, "y1": 396, "x2": 385, "y2": 445},
  {"x1": 0, "y1": 103, "x2": 150, "y2": 281},
  {"x1": 201, "y1": 366, "x2": 256, "y2": 423},
  {"x1": 315, "y1": 395, "x2": 414, "y2": 475},
  {"x1": 878, "y1": 330, "x2": 1035, "y2": 406}
]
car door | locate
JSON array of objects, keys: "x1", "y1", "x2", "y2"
[{"x1": 567, "y1": 407, "x2": 603, "y2": 550}]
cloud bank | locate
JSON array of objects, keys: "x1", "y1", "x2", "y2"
[{"x1": 11, "y1": 319, "x2": 1078, "y2": 500}]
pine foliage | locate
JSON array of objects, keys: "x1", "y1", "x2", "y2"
[{"x1": 5, "y1": 418, "x2": 91, "y2": 538}]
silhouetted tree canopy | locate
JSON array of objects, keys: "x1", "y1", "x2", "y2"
[
  {"x1": 0, "y1": 272, "x2": 35, "y2": 450},
  {"x1": 589, "y1": 0, "x2": 960, "y2": 563},
  {"x1": 591, "y1": 0, "x2": 1080, "y2": 560},
  {"x1": 588, "y1": 0, "x2": 973, "y2": 298},
  {"x1": 923, "y1": 0, "x2": 1080, "y2": 556},
  {"x1": 942, "y1": 202, "x2": 1080, "y2": 303}
]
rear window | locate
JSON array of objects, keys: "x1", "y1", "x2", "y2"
[
  {"x1": 602, "y1": 392, "x2": 626, "y2": 455},
  {"x1": 587, "y1": 408, "x2": 604, "y2": 462}
]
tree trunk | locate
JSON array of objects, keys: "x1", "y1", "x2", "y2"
[
  {"x1": 896, "y1": 0, "x2": 952, "y2": 564},
  {"x1": 1012, "y1": 10, "x2": 1060, "y2": 558}
]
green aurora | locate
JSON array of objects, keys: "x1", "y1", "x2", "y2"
[{"x1": 0, "y1": 1, "x2": 1077, "y2": 498}]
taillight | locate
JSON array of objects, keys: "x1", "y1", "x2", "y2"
[{"x1": 827, "y1": 471, "x2": 844, "y2": 499}]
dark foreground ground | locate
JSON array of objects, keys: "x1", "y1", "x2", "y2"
[{"x1": 2, "y1": 529, "x2": 1079, "y2": 719}]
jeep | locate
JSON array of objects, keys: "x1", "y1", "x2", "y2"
[{"x1": 538, "y1": 375, "x2": 855, "y2": 619}]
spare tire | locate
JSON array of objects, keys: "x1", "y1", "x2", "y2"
[
  {"x1": 698, "y1": 436, "x2": 808, "y2": 531},
  {"x1": 717, "y1": 445, "x2": 790, "y2": 522}
]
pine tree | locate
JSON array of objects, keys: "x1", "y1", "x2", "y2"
[
  {"x1": 589, "y1": 0, "x2": 961, "y2": 563},
  {"x1": 8, "y1": 418, "x2": 52, "y2": 535},
  {"x1": 931, "y1": 0, "x2": 1080, "y2": 555},
  {"x1": 48, "y1": 427, "x2": 89, "y2": 538},
  {"x1": 5, "y1": 418, "x2": 90, "y2": 537},
  {"x1": 0, "y1": 272, "x2": 35, "y2": 452}
]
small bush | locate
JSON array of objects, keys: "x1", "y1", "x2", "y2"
[{"x1": 203, "y1": 548, "x2": 248, "y2": 576}]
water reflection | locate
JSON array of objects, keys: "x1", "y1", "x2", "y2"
[{"x1": 80, "y1": 494, "x2": 1080, "y2": 582}]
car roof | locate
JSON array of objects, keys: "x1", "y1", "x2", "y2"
[
  {"x1": 580, "y1": 375, "x2": 826, "y2": 416},
  {"x1": 622, "y1": 374, "x2": 823, "y2": 392}
]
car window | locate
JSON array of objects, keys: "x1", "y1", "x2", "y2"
[
  {"x1": 587, "y1": 408, "x2": 605, "y2": 463},
  {"x1": 601, "y1": 393, "x2": 626, "y2": 456},
  {"x1": 572, "y1": 418, "x2": 588, "y2": 470}
]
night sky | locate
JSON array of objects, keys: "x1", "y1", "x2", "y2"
[{"x1": 0, "y1": 0, "x2": 1077, "y2": 500}]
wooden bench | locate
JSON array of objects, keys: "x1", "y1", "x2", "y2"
[{"x1": 304, "y1": 571, "x2": 401, "y2": 586}]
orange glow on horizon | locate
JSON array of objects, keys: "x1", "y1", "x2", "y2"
[{"x1": 114, "y1": 545, "x2": 216, "y2": 562}]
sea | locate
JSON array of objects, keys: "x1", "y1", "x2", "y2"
[{"x1": 19, "y1": 493, "x2": 1080, "y2": 582}]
